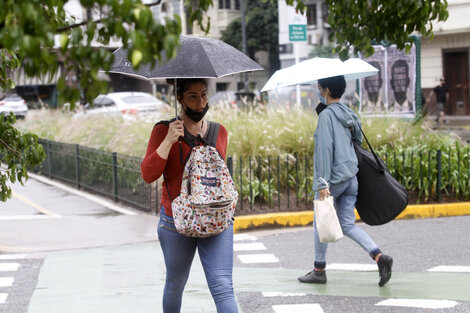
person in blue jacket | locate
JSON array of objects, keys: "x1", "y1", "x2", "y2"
[{"x1": 298, "y1": 75, "x2": 393, "y2": 287}]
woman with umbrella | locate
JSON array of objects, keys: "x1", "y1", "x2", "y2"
[
  {"x1": 141, "y1": 78, "x2": 238, "y2": 312},
  {"x1": 298, "y1": 75, "x2": 394, "y2": 287}
]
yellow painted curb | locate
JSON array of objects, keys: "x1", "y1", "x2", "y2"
[
  {"x1": 233, "y1": 202, "x2": 470, "y2": 233},
  {"x1": 234, "y1": 211, "x2": 314, "y2": 232}
]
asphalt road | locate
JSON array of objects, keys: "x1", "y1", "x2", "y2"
[
  {"x1": 1, "y1": 175, "x2": 469, "y2": 313},
  {"x1": 233, "y1": 217, "x2": 470, "y2": 312}
]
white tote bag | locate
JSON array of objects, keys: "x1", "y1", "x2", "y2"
[{"x1": 314, "y1": 178, "x2": 343, "y2": 243}]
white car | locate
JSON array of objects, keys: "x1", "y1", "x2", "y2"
[
  {"x1": 0, "y1": 93, "x2": 28, "y2": 119},
  {"x1": 82, "y1": 92, "x2": 170, "y2": 117}
]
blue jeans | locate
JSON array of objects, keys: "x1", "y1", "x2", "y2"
[
  {"x1": 157, "y1": 209, "x2": 238, "y2": 313},
  {"x1": 314, "y1": 177, "x2": 379, "y2": 265}
]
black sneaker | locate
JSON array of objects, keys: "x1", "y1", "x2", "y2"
[
  {"x1": 298, "y1": 270, "x2": 327, "y2": 284},
  {"x1": 377, "y1": 255, "x2": 393, "y2": 287}
]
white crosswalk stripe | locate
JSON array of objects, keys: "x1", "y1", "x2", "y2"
[
  {"x1": 427, "y1": 265, "x2": 470, "y2": 273},
  {"x1": 234, "y1": 234, "x2": 258, "y2": 241},
  {"x1": 233, "y1": 242, "x2": 267, "y2": 251},
  {"x1": 0, "y1": 293, "x2": 7, "y2": 304},
  {"x1": 0, "y1": 277, "x2": 14, "y2": 288},
  {"x1": 262, "y1": 291, "x2": 306, "y2": 297},
  {"x1": 237, "y1": 254, "x2": 279, "y2": 263},
  {"x1": 0, "y1": 215, "x2": 61, "y2": 221},
  {"x1": 234, "y1": 234, "x2": 281, "y2": 264},
  {"x1": 0, "y1": 263, "x2": 20, "y2": 272},
  {"x1": 376, "y1": 298, "x2": 459, "y2": 309},
  {"x1": 272, "y1": 303, "x2": 324, "y2": 313},
  {"x1": 0, "y1": 254, "x2": 26, "y2": 260}
]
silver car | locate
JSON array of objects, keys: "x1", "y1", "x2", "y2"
[
  {"x1": 0, "y1": 93, "x2": 28, "y2": 119},
  {"x1": 80, "y1": 92, "x2": 170, "y2": 119}
]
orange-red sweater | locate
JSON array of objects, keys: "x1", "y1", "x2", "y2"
[{"x1": 141, "y1": 122, "x2": 228, "y2": 217}]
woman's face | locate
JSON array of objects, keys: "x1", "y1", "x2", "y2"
[{"x1": 180, "y1": 82, "x2": 208, "y2": 112}]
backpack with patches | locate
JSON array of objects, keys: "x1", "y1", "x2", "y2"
[{"x1": 158, "y1": 119, "x2": 238, "y2": 237}]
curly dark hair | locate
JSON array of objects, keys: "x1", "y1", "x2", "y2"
[{"x1": 318, "y1": 75, "x2": 346, "y2": 99}]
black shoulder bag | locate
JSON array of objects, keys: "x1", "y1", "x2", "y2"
[{"x1": 353, "y1": 128, "x2": 408, "y2": 225}]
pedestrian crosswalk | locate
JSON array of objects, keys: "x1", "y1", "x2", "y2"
[
  {"x1": 0, "y1": 254, "x2": 26, "y2": 306},
  {"x1": 427, "y1": 265, "x2": 470, "y2": 273},
  {"x1": 233, "y1": 234, "x2": 469, "y2": 312},
  {"x1": 376, "y1": 299, "x2": 459, "y2": 309},
  {"x1": 272, "y1": 303, "x2": 324, "y2": 313},
  {"x1": 234, "y1": 234, "x2": 279, "y2": 264}
]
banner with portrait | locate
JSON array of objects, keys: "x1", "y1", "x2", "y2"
[{"x1": 360, "y1": 44, "x2": 416, "y2": 116}]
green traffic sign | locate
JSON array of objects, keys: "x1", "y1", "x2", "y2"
[{"x1": 289, "y1": 24, "x2": 307, "y2": 41}]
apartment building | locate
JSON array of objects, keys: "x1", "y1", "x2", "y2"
[{"x1": 421, "y1": 0, "x2": 470, "y2": 116}]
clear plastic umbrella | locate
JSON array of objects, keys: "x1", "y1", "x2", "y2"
[{"x1": 261, "y1": 57, "x2": 378, "y2": 92}]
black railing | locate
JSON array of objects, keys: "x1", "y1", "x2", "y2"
[
  {"x1": 34, "y1": 139, "x2": 470, "y2": 215},
  {"x1": 36, "y1": 139, "x2": 156, "y2": 212}
]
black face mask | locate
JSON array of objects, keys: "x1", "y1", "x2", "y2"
[
  {"x1": 316, "y1": 102, "x2": 327, "y2": 116},
  {"x1": 184, "y1": 103, "x2": 209, "y2": 122}
]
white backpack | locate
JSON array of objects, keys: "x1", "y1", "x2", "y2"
[{"x1": 165, "y1": 121, "x2": 238, "y2": 237}]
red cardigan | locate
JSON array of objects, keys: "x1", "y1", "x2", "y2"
[{"x1": 141, "y1": 122, "x2": 228, "y2": 217}]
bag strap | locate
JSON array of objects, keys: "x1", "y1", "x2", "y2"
[
  {"x1": 357, "y1": 125, "x2": 384, "y2": 172},
  {"x1": 204, "y1": 121, "x2": 220, "y2": 147},
  {"x1": 159, "y1": 120, "x2": 221, "y2": 203}
]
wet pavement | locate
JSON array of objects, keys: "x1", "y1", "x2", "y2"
[{"x1": 1, "y1": 175, "x2": 470, "y2": 312}]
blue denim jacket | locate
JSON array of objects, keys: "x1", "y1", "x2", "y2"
[{"x1": 313, "y1": 102, "x2": 363, "y2": 191}]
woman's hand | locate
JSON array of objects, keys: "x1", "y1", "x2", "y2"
[
  {"x1": 166, "y1": 119, "x2": 184, "y2": 144},
  {"x1": 156, "y1": 119, "x2": 184, "y2": 159},
  {"x1": 319, "y1": 187, "x2": 330, "y2": 201}
]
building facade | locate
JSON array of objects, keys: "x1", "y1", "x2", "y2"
[
  {"x1": 278, "y1": 0, "x2": 330, "y2": 68},
  {"x1": 421, "y1": 0, "x2": 470, "y2": 116}
]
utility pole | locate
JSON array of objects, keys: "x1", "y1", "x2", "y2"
[{"x1": 240, "y1": 0, "x2": 248, "y2": 91}]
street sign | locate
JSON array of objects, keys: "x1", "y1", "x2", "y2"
[
  {"x1": 289, "y1": 25, "x2": 306, "y2": 41},
  {"x1": 287, "y1": 7, "x2": 307, "y2": 42}
]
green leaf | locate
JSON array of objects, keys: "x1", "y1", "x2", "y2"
[
  {"x1": 131, "y1": 49, "x2": 143, "y2": 67},
  {"x1": 59, "y1": 34, "x2": 68, "y2": 50}
]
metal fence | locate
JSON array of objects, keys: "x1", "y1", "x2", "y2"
[
  {"x1": 36, "y1": 139, "x2": 156, "y2": 212},
  {"x1": 34, "y1": 139, "x2": 470, "y2": 215}
]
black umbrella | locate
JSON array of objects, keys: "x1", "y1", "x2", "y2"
[{"x1": 108, "y1": 35, "x2": 263, "y2": 115}]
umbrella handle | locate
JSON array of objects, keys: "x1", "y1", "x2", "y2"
[{"x1": 174, "y1": 78, "x2": 178, "y2": 117}]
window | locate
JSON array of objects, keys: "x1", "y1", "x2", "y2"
[
  {"x1": 234, "y1": 0, "x2": 240, "y2": 10},
  {"x1": 219, "y1": 0, "x2": 231, "y2": 9},
  {"x1": 216, "y1": 82, "x2": 229, "y2": 92},
  {"x1": 279, "y1": 44, "x2": 293, "y2": 54},
  {"x1": 306, "y1": 4, "x2": 317, "y2": 27}
]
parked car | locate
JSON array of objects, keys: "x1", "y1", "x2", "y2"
[
  {"x1": 0, "y1": 93, "x2": 28, "y2": 119},
  {"x1": 209, "y1": 91, "x2": 260, "y2": 109},
  {"x1": 264, "y1": 84, "x2": 317, "y2": 109},
  {"x1": 80, "y1": 92, "x2": 170, "y2": 118}
]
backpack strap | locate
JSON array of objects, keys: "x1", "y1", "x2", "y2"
[
  {"x1": 154, "y1": 118, "x2": 177, "y2": 128},
  {"x1": 204, "y1": 121, "x2": 220, "y2": 147},
  {"x1": 181, "y1": 121, "x2": 220, "y2": 165},
  {"x1": 156, "y1": 119, "x2": 221, "y2": 204}
]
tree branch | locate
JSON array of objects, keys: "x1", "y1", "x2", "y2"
[
  {"x1": 0, "y1": 137, "x2": 21, "y2": 159},
  {"x1": 56, "y1": 0, "x2": 162, "y2": 33}
]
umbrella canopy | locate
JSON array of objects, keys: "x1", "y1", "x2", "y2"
[
  {"x1": 261, "y1": 57, "x2": 378, "y2": 92},
  {"x1": 108, "y1": 35, "x2": 263, "y2": 80}
]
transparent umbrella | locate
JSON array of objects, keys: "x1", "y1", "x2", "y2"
[{"x1": 261, "y1": 57, "x2": 378, "y2": 92}]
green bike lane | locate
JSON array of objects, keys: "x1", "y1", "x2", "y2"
[{"x1": 27, "y1": 241, "x2": 470, "y2": 313}]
